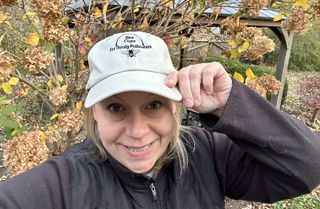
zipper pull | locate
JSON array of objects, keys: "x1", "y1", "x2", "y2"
[{"x1": 149, "y1": 182, "x2": 157, "y2": 201}]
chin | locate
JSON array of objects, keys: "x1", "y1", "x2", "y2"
[{"x1": 127, "y1": 163, "x2": 155, "y2": 174}]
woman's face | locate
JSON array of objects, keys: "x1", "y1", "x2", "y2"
[{"x1": 93, "y1": 91, "x2": 176, "y2": 174}]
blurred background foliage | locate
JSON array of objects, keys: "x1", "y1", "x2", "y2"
[{"x1": 264, "y1": 20, "x2": 320, "y2": 72}]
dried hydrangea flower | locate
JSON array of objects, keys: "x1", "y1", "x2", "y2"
[
  {"x1": 0, "y1": 49, "x2": 16, "y2": 83},
  {"x1": 0, "y1": 0, "x2": 17, "y2": 6},
  {"x1": 21, "y1": 46, "x2": 54, "y2": 74},
  {"x1": 56, "y1": 109, "x2": 83, "y2": 133},
  {"x1": 242, "y1": 36, "x2": 275, "y2": 60},
  {"x1": 49, "y1": 87, "x2": 68, "y2": 106},
  {"x1": 43, "y1": 20, "x2": 69, "y2": 44},
  {"x1": 30, "y1": 0, "x2": 63, "y2": 20},
  {"x1": 3, "y1": 130, "x2": 50, "y2": 176},
  {"x1": 237, "y1": 27, "x2": 263, "y2": 40},
  {"x1": 240, "y1": 0, "x2": 268, "y2": 17},
  {"x1": 220, "y1": 17, "x2": 247, "y2": 36},
  {"x1": 258, "y1": 75, "x2": 282, "y2": 95},
  {"x1": 281, "y1": 7, "x2": 312, "y2": 34},
  {"x1": 246, "y1": 79, "x2": 267, "y2": 97}
]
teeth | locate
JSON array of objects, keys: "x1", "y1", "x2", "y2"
[{"x1": 126, "y1": 143, "x2": 151, "y2": 153}]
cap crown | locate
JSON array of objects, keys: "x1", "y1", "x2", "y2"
[{"x1": 86, "y1": 31, "x2": 175, "y2": 90}]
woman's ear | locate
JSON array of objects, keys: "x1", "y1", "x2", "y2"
[
  {"x1": 92, "y1": 106, "x2": 97, "y2": 121},
  {"x1": 172, "y1": 102, "x2": 177, "y2": 114}
]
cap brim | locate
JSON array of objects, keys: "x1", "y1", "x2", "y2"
[{"x1": 85, "y1": 71, "x2": 182, "y2": 108}]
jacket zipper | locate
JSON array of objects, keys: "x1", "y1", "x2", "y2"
[{"x1": 149, "y1": 182, "x2": 157, "y2": 201}]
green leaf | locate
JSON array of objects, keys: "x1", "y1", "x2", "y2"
[
  {"x1": 238, "y1": 41, "x2": 250, "y2": 53},
  {"x1": 11, "y1": 127, "x2": 21, "y2": 137},
  {"x1": 39, "y1": 38, "x2": 47, "y2": 46},
  {"x1": 61, "y1": 16, "x2": 69, "y2": 26},
  {"x1": 0, "y1": 118, "x2": 19, "y2": 129},
  {"x1": 230, "y1": 48, "x2": 239, "y2": 58},
  {"x1": 194, "y1": 2, "x2": 205, "y2": 14},
  {"x1": 0, "y1": 96, "x2": 11, "y2": 105},
  {"x1": 233, "y1": 72, "x2": 244, "y2": 83},
  {"x1": 273, "y1": 14, "x2": 284, "y2": 22},
  {"x1": 1, "y1": 105, "x2": 15, "y2": 116},
  {"x1": 232, "y1": 11, "x2": 245, "y2": 18},
  {"x1": 0, "y1": 32, "x2": 6, "y2": 45},
  {"x1": 16, "y1": 100, "x2": 25, "y2": 113}
]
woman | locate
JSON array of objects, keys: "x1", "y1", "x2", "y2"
[{"x1": 0, "y1": 31, "x2": 320, "y2": 209}]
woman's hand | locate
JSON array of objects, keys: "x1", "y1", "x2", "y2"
[{"x1": 166, "y1": 62, "x2": 232, "y2": 116}]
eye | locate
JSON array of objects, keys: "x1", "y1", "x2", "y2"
[
  {"x1": 108, "y1": 103, "x2": 124, "y2": 113},
  {"x1": 146, "y1": 101, "x2": 162, "y2": 110}
]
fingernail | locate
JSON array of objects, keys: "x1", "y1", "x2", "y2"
[
  {"x1": 166, "y1": 79, "x2": 174, "y2": 85},
  {"x1": 183, "y1": 98, "x2": 194, "y2": 107}
]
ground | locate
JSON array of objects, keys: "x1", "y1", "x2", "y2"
[{"x1": 281, "y1": 71, "x2": 320, "y2": 134}]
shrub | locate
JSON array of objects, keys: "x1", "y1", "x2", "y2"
[{"x1": 289, "y1": 21, "x2": 320, "y2": 72}]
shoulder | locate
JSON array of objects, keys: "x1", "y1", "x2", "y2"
[
  {"x1": 181, "y1": 126, "x2": 233, "y2": 151},
  {"x1": 63, "y1": 139, "x2": 103, "y2": 165},
  {"x1": 62, "y1": 140, "x2": 115, "y2": 186}
]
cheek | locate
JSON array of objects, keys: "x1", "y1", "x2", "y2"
[
  {"x1": 95, "y1": 117, "x2": 123, "y2": 147},
  {"x1": 155, "y1": 113, "x2": 175, "y2": 139}
]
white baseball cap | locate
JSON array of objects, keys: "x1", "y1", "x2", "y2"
[{"x1": 84, "y1": 31, "x2": 182, "y2": 108}]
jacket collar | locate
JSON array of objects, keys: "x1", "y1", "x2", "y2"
[
  {"x1": 83, "y1": 139, "x2": 176, "y2": 189},
  {"x1": 104, "y1": 151, "x2": 160, "y2": 189}
]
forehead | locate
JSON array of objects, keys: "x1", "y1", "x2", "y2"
[{"x1": 101, "y1": 91, "x2": 171, "y2": 103}]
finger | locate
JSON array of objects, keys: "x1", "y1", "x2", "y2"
[
  {"x1": 177, "y1": 66, "x2": 194, "y2": 108},
  {"x1": 189, "y1": 65, "x2": 202, "y2": 107},
  {"x1": 202, "y1": 63, "x2": 216, "y2": 95},
  {"x1": 166, "y1": 71, "x2": 178, "y2": 88}
]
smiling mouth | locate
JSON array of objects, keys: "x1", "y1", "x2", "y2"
[{"x1": 124, "y1": 142, "x2": 154, "y2": 153}]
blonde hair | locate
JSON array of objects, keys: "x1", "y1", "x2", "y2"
[{"x1": 84, "y1": 102, "x2": 190, "y2": 173}]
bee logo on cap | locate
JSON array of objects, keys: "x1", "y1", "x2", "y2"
[{"x1": 109, "y1": 33, "x2": 152, "y2": 57}]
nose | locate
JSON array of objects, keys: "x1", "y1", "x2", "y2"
[{"x1": 125, "y1": 112, "x2": 150, "y2": 139}]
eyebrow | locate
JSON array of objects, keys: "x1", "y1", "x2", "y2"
[{"x1": 112, "y1": 95, "x2": 125, "y2": 102}]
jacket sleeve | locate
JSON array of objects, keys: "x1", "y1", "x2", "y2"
[
  {"x1": 0, "y1": 156, "x2": 71, "y2": 209},
  {"x1": 199, "y1": 78, "x2": 320, "y2": 203}
]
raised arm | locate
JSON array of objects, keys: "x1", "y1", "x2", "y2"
[{"x1": 167, "y1": 62, "x2": 320, "y2": 202}]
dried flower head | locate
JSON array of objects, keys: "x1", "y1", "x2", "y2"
[
  {"x1": 0, "y1": 0, "x2": 17, "y2": 6},
  {"x1": 0, "y1": 49, "x2": 16, "y2": 83},
  {"x1": 56, "y1": 110, "x2": 83, "y2": 133},
  {"x1": 30, "y1": 0, "x2": 63, "y2": 20},
  {"x1": 237, "y1": 27, "x2": 263, "y2": 40},
  {"x1": 49, "y1": 87, "x2": 68, "y2": 106},
  {"x1": 21, "y1": 46, "x2": 54, "y2": 74},
  {"x1": 75, "y1": 68, "x2": 89, "y2": 92},
  {"x1": 179, "y1": 36, "x2": 189, "y2": 49},
  {"x1": 162, "y1": 34, "x2": 175, "y2": 48},
  {"x1": 45, "y1": 128, "x2": 62, "y2": 143},
  {"x1": 242, "y1": 35, "x2": 275, "y2": 60},
  {"x1": 257, "y1": 75, "x2": 282, "y2": 95},
  {"x1": 240, "y1": 0, "x2": 268, "y2": 17},
  {"x1": 312, "y1": 0, "x2": 320, "y2": 18},
  {"x1": 43, "y1": 20, "x2": 69, "y2": 44},
  {"x1": 220, "y1": 17, "x2": 247, "y2": 36},
  {"x1": 3, "y1": 130, "x2": 50, "y2": 176},
  {"x1": 281, "y1": 7, "x2": 312, "y2": 34},
  {"x1": 246, "y1": 79, "x2": 267, "y2": 97}
]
